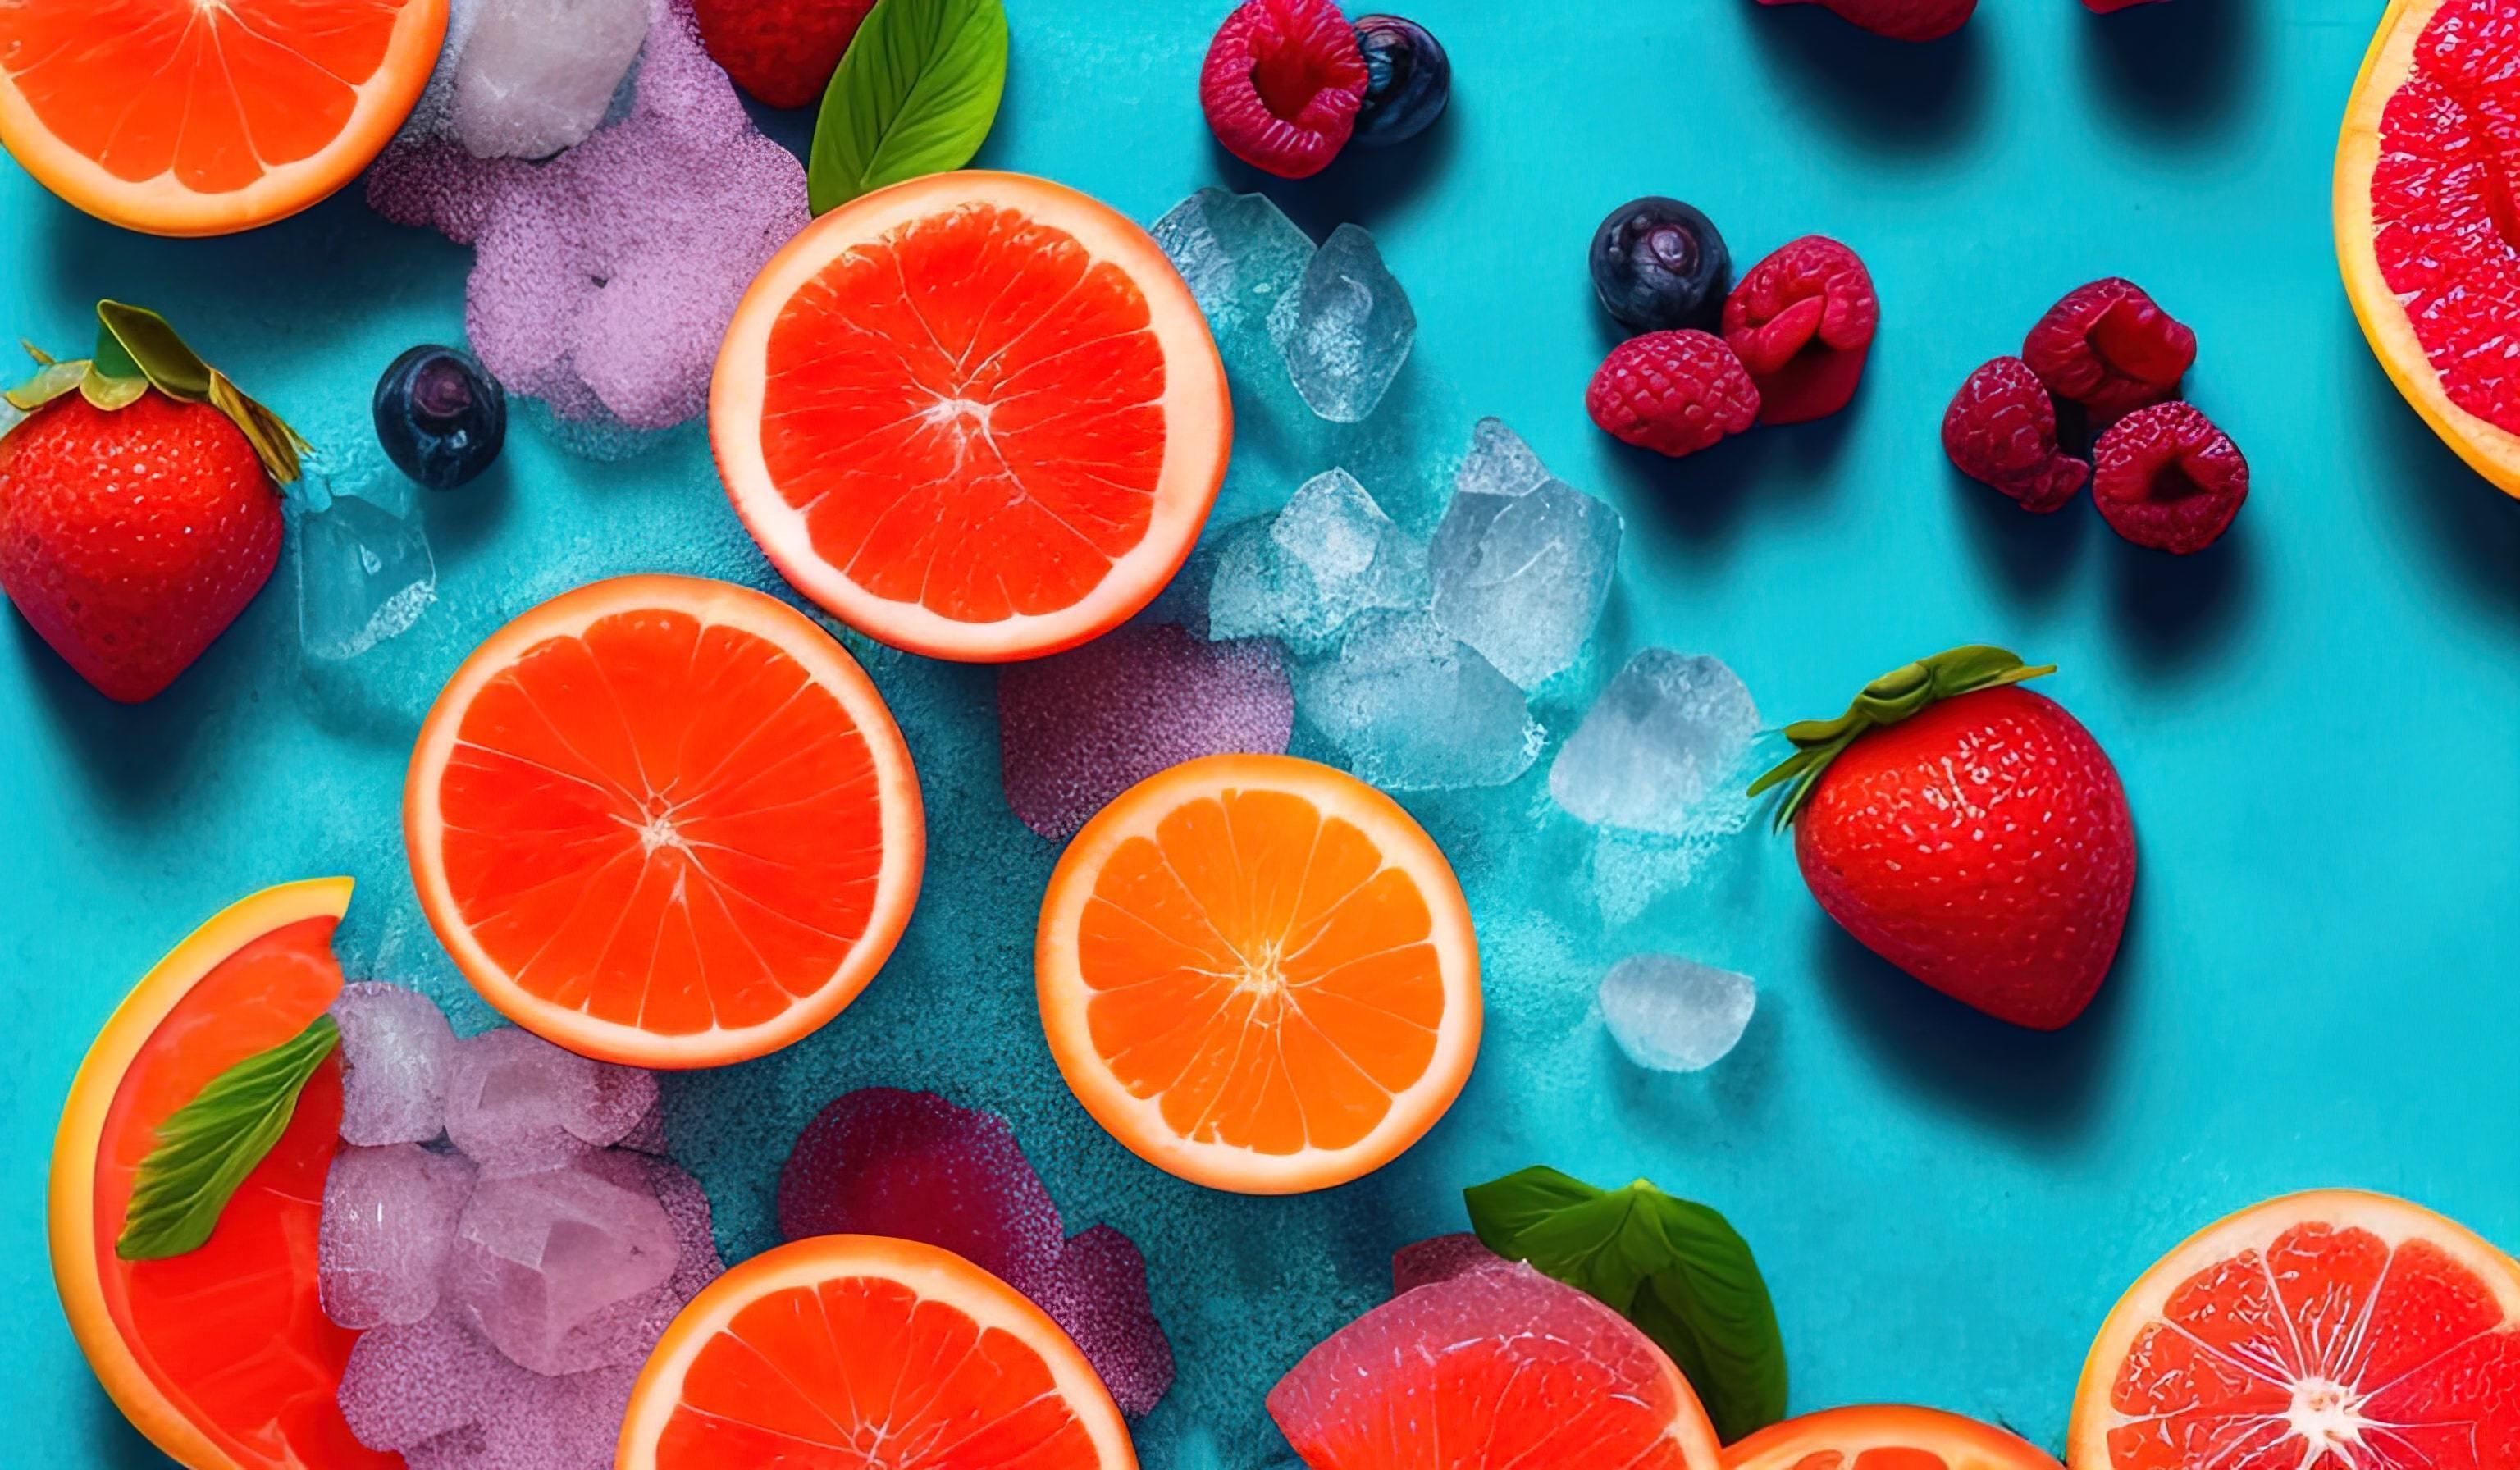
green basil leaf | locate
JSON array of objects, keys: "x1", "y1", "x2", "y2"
[
  {"x1": 807, "y1": 0, "x2": 1007, "y2": 214},
  {"x1": 116, "y1": 1015, "x2": 340, "y2": 1261}
]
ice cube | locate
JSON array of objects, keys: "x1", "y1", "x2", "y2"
[
  {"x1": 1452, "y1": 416, "x2": 1552, "y2": 502},
  {"x1": 452, "y1": 0, "x2": 649, "y2": 160},
  {"x1": 1390, "y1": 1233, "x2": 1504, "y2": 1297},
  {"x1": 1427, "y1": 454, "x2": 1622, "y2": 689},
  {"x1": 338, "y1": 1308, "x2": 536, "y2": 1452},
  {"x1": 320, "y1": 1144, "x2": 477, "y2": 1330},
  {"x1": 1550, "y1": 651, "x2": 1761, "y2": 840},
  {"x1": 1269, "y1": 224, "x2": 1417, "y2": 423},
  {"x1": 1598, "y1": 955, "x2": 1756, "y2": 1072},
  {"x1": 442, "y1": 1028, "x2": 659, "y2": 1173},
  {"x1": 1039, "y1": 1225, "x2": 1174, "y2": 1418},
  {"x1": 1151, "y1": 188, "x2": 1315, "y2": 334},
  {"x1": 1207, "y1": 470, "x2": 1430, "y2": 651},
  {"x1": 446, "y1": 1159, "x2": 680, "y2": 1375},
  {"x1": 467, "y1": 1363, "x2": 642, "y2": 1469},
  {"x1": 643, "y1": 1155, "x2": 726, "y2": 1303},
  {"x1": 297, "y1": 490, "x2": 437, "y2": 662},
  {"x1": 1292, "y1": 611, "x2": 1542, "y2": 791},
  {"x1": 332, "y1": 983, "x2": 458, "y2": 1146}
]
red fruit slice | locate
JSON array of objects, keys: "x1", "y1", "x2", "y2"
[
  {"x1": 1200, "y1": 0, "x2": 1369, "y2": 179},
  {"x1": 1723, "y1": 235, "x2": 1879, "y2": 425},
  {"x1": 1728, "y1": 1405, "x2": 2062, "y2": 1470}
]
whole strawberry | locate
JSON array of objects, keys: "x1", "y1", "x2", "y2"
[
  {"x1": 0, "y1": 302, "x2": 303, "y2": 703},
  {"x1": 694, "y1": 0, "x2": 879, "y2": 109},
  {"x1": 1753, "y1": 647, "x2": 2134, "y2": 1029}
]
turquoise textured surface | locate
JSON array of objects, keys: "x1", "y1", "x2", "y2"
[{"x1": 4, "y1": 1, "x2": 2518, "y2": 1465}]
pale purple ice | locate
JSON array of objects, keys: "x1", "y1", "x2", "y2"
[
  {"x1": 444, "y1": 1157, "x2": 680, "y2": 1376},
  {"x1": 320, "y1": 1144, "x2": 477, "y2": 1330},
  {"x1": 441, "y1": 1027, "x2": 658, "y2": 1174},
  {"x1": 1041, "y1": 1225, "x2": 1175, "y2": 1418},
  {"x1": 339, "y1": 1309, "x2": 537, "y2": 1452},
  {"x1": 1390, "y1": 1232, "x2": 1504, "y2": 1296},
  {"x1": 331, "y1": 982, "x2": 457, "y2": 1146}
]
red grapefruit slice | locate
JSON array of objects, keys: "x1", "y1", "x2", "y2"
[{"x1": 1727, "y1": 1406, "x2": 2061, "y2": 1470}]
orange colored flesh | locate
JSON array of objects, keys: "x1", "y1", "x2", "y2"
[{"x1": 1726, "y1": 1407, "x2": 2061, "y2": 1470}]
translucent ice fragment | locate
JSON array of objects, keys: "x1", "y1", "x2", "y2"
[
  {"x1": 297, "y1": 491, "x2": 437, "y2": 662},
  {"x1": 1292, "y1": 611, "x2": 1542, "y2": 791},
  {"x1": 320, "y1": 1144, "x2": 477, "y2": 1329},
  {"x1": 1390, "y1": 1233, "x2": 1502, "y2": 1297},
  {"x1": 1452, "y1": 416, "x2": 1552, "y2": 502},
  {"x1": 338, "y1": 1308, "x2": 536, "y2": 1451},
  {"x1": 332, "y1": 982, "x2": 458, "y2": 1146},
  {"x1": 1040, "y1": 1225, "x2": 1175, "y2": 1418},
  {"x1": 446, "y1": 1159, "x2": 679, "y2": 1375},
  {"x1": 442, "y1": 1028, "x2": 659, "y2": 1173},
  {"x1": 1549, "y1": 651, "x2": 1760, "y2": 840},
  {"x1": 1270, "y1": 224, "x2": 1417, "y2": 423},
  {"x1": 1598, "y1": 955, "x2": 1756, "y2": 1072},
  {"x1": 453, "y1": 0, "x2": 650, "y2": 160},
  {"x1": 1151, "y1": 188, "x2": 1315, "y2": 334},
  {"x1": 1428, "y1": 434, "x2": 1623, "y2": 688},
  {"x1": 1207, "y1": 470, "x2": 1430, "y2": 651}
]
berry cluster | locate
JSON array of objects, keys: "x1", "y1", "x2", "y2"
[{"x1": 1199, "y1": 0, "x2": 1451, "y2": 179}]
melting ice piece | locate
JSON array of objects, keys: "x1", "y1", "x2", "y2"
[
  {"x1": 1207, "y1": 470, "x2": 1430, "y2": 651},
  {"x1": 297, "y1": 491, "x2": 438, "y2": 662},
  {"x1": 1598, "y1": 955, "x2": 1756, "y2": 1072},
  {"x1": 320, "y1": 1144, "x2": 477, "y2": 1330},
  {"x1": 998, "y1": 623, "x2": 1292, "y2": 842},
  {"x1": 1390, "y1": 1233, "x2": 1503, "y2": 1297},
  {"x1": 1151, "y1": 188, "x2": 1315, "y2": 334},
  {"x1": 442, "y1": 1028, "x2": 660, "y2": 1173},
  {"x1": 645, "y1": 1155, "x2": 727, "y2": 1303},
  {"x1": 1427, "y1": 432, "x2": 1623, "y2": 688},
  {"x1": 463, "y1": 1363, "x2": 644, "y2": 1469},
  {"x1": 337, "y1": 1308, "x2": 536, "y2": 1451},
  {"x1": 1269, "y1": 224, "x2": 1417, "y2": 423},
  {"x1": 1550, "y1": 651, "x2": 1760, "y2": 841},
  {"x1": 333, "y1": 982, "x2": 458, "y2": 1146},
  {"x1": 1452, "y1": 416, "x2": 1552, "y2": 502},
  {"x1": 1293, "y1": 611, "x2": 1542, "y2": 791},
  {"x1": 445, "y1": 1158, "x2": 680, "y2": 1375},
  {"x1": 453, "y1": 0, "x2": 649, "y2": 159},
  {"x1": 1040, "y1": 1225, "x2": 1175, "y2": 1418}
]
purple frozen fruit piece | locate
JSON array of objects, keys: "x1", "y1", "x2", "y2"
[
  {"x1": 1390, "y1": 1232, "x2": 1504, "y2": 1296},
  {"x1": 614, "y1": 1097, "x2": 669, "y2": 1155},
  {"x1": 564, "y1": 1059, "x2": 659, "y2": 1148},
  {"x1": 331, "y1": 982, "x2": 457, "y2": 1146},
  {"x1": 443, "y1": 1027, "x2": 653, "y2": 1171},
  {"x1": 997, "y1": 622, "x2": 1294, "y2": 842},
  {"x1": 446, "y1": 1158, "x2": 680, "y2": 1375},
  {"x1": 644, "y1": 1156, "x2": 725, "y2": 1303},
  {"x1": 399, "y1": 1424, "x2": 490, "y2": 1470},
  {"x1": 466, "y1": 1363, "x2": 641, "y2": 1470},
  {"x1": 337, "y1": 1308, "x2": 534, "y2": 1452},
  {"x1": 320, "y1": 1143, "x2": 477, "y2": 1330},
  {"x1": 778, "y1": 1088, "x2": 1066, "y2": 1296},
  {"x1": 1039, "y1": 1225, "x2": 1175, "y2": 1418}
]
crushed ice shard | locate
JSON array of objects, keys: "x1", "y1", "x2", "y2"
[
  {"x1": 1207, "y1": 469, "x2": 1429, "y2": 651},
  {"x1": 1597, "y1": 954, "x2": 1756, "y2": 1071},
  {"x1": 1429, "y1": 419, "x2": 1622, "y2": 689},
  {"x1": 1293, "y1": 610, "x2": 1542, "y2": 791},
  {"x1": 1550, "y1": 650, "x2": 1761, "y2": 841},
  {"x1": 1271, "y1": 224, "x2": 1417, "y2": 423}
]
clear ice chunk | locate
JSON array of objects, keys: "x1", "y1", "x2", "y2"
[
  {"x1": 297, "y1": 489, "x2": 438, "y2": 662},
  {"x1": 1150, "y1": 188, "x2": 1315, "y2": 334},
  {"x1": 332, "y1": 982, "x2": 458, "y2": 1146},
  {"x1": 1428, "y1": 422, "x2": 1622, "y2": 688},
  {"x1": 1549, "y1": 651, "x2": 1761, "y2": 841},
  {"x1": 1270, "y1": 224, "x2": 1417, "y2": 423},
  {"x1": 452, "y1": 0, "x2": 650, "y2": 160},
  {"x1": 1597, "y1": 955, "x2": 1757, "y2": 1072},
  {"x1": 1292, "y1": 611, "x2": 1542, "y2": 791},
  {"x1": 1207, "y1": 470, "x2": 1430, "y2": 651},
  {"x1": 442, "y1": 1028, "x2": 660, "y2": 1174},
  {"x1": 320, "y1": 1144, "x2": 477, "y2": 1330},
  {"x1": 445, "y1": 1158, "x2": 680, "y2": 1375},
  {"x1": 1451, "y1": 416, "x2": 1552, "y2": 502}
]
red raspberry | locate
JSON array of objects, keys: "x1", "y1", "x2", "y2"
[
  {"x1": 2091, "y1": 402, "x2": 2248, "y2": 554},
  {"x1": 1586, "y1": 330, "x2": 1761, "y2": 458},
  {"x1": 1722, "y1": 235, "x2": 1879, "y2": 426},
  {"x1": 694, "y1": 0, "x2": 877, "y2": 109},
  {"x1": 1942, "y1": 357, "x2": 2090, "y2": 513},
  {"x1": 1754, "y1": 0, "x2": 1977, "y2": 42},
  {"x1": 1200, "y1": 0, "x2": 1369, "y2": 180},
  {"x1": 2082, "y1": 0, "x2": 2163, "y2": 10},
  {"x1": 2022, "y1": 278, "x2": 2196, "y2": 426}
]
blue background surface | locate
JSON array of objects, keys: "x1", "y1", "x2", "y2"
[{"x1": 3, "y1": 0, "x2": 2517, "y2": 1465}]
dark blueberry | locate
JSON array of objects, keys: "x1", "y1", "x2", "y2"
[
  {"x1": 1350, "y1": 16, "x2": 1450, "y2": 148},
  {"x1": 373, "y1": 345, "x2": 507, "y2": 491},
  {"x1": 1590, "y1": 197, "x2": 1732, "y2": 334}
]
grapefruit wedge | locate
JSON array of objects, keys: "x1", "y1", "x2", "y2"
[
  {"x1": 2338, "y1": 0, "x2": 2520, "y2": 497},
  {"x1": 49, "y1": 878, "x2": 392, "y2": 1470},
  {"x1": 0, "y1": 0, "x2": 446, "y2": 236},
  {"x1": 405, "y1": 574, "x2": 924, "y2": 1069},
  {"x1": 2072, "y1": 1189, "x2": 2520, "y2": 1470},
  {"x1": 710, "y1": 170, "x2": 1230, "y2": 662},
  {"x1": 619, "y1": 1233, "x2": 1136, "y2": 1468},
  {"x1": 1727, "y1": 1406, "x2": 2061, "y2": 1470}
]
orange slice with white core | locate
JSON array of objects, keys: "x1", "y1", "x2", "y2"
[
  {"x1": 710, "y1": 169, "x2": 1230, "y2": 662},
  {"x1": 50, "y1": 878, "x2": 393, "y2": 1470},
  {"x1": 619, "y1": 1233, "x2": 1137, "y2": 1469},
  {"x1": 0, "y1": 0, "x2": 447, "y2": 236},
  {"x1": 405, "y1": 574, "x2": 924, "y2": 1069},
  {"x1": 1727, "y1": 1406, "x2": 2062, "y2": 1470},
  {"x1": 1036, "y1": 753, "x2": 1481, "y2": 1195}
]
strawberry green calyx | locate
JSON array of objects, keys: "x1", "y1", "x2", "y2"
[
  {"x1": 3, "y1": 300, "x2": 308, "y2": 483},
  {"x1": 1747, "y1": 645, "x2": 2055, "y2": 831}
]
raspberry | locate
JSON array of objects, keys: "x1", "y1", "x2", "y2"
[
  {"x1": 1753, "y1": 0, "x2": 1978, "y2": 42},
  {"x1": 2091, "y1": 402, "x2": 2248, "y2": 554},
  {"x1": 693, "y1": 0, "x2": 876, "y2": 109},
  {"x1": 2022, "y1": 278, "x2": 2196, "y2": 425},
  {"x1": 2082, "y1": 0, "x2": 2162, "y2": 10},
  {"x1": 1722, "y1": 235, "x2": 1879, "y2": 426},
  {"x1": 1586, "y1": 330, "x2": 1761, "y2": 459},
  {"x1": 1200, "y1": 0, "x2": 1369, "y2": 180},
  {"x1": 1942, "y1": 357, "x2": 2090, "y2": 513}
]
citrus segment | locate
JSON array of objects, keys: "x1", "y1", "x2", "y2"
[
  {"x1": 619, "y1": 1233, "x2": 1136, "y2": 1469},
  {"x1": 48, "y1": 878, "x2": 393, "y2": 1470},
  {"x1": 2072, "y1": 1189, "x2": 2520, "y2": 1470},
  {"x1": 0, "y1": 0, "x2": 447, "y2": 235},
  {"x1": 1035, "y1": 753, "x2": 1480, "y2": 1195},
  {"x1": 1726, "y1": 1406, "x2": 2062, "y2": 1470},
  {"x1": 405, "y1": 574, "x2": 924, "y2": 1069},
  {"x1": 712, "y1": 170, "x2": 1228, "y2": 661}
]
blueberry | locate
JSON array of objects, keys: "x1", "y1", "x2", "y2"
[
  {"x1": 374, "y1": 345, "x2": 506, "y2": 491},
  {"x1": 1590, "y1": 197, "x2": 1732, "y2": 334},
  {"x1": 1350, "y1": 16, "x2": 1450, "y2": 148}
]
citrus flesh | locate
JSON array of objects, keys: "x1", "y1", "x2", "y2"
[
  {"x1": 619, "y1": 1233, "x2": 1136, "y2": 1469},
  {"x1": 1727, "y1": 1406, "x2": 2062, "y2": 1470},
  {"x1": 0, "y1": 0, "x2": 446, "y2": 235},
  {"x1": 2073, "y1": 1189, "x2": 2520, "y2": 1470},
  {"x1": 48, "y1": 878, "x2": 390, "y2": 1470},
  {"x1": 405, "y1": 574, "x2": 924, "y2": 1069},
  {"x1": 1035, "y1": 753, "x2": 1480, "y2": 1194},
  {"x1": 712, "y1": 170, "x2": 1228, "y2": 661}
]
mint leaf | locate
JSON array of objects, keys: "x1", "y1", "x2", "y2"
[
  {"x1": 116, "y1": 1016, "x2": 340, "y2": 1261},
  {"x1": 807, "y1": 0, "x2": 1007, "y2": 214},
  {"x1": 1465, "y1": 1165, "x2": 1787, "y2": 1442}
]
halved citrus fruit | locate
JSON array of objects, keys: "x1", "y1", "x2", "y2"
[
  {"x1": 2338, "y1": 0, "x2": 2520, "y2": 497},
  {"x1": 0, "y1": 0, "x2": 446, "y2": 237},
  {"x1": 2072, "y1": 1188, "x2": 2520, "y2": 1470},
  {"x1": 405, "y1": 573, "x2": 924, "y2": 1069},
  {"x1": 1035, "y1": 753, "x2": 1480, "y2": 1195},
  {"x1": 619, "y1": 1233, "x2": 1136, "y2": 1468},
  {"x1": 710, "y1": 169, "x2": 1230, "y2": 662},
  {"x1": 1727, "y1": 1406, "x2": 2061, "y2": 1470},
  {"x1": 49, "y1": 877, "x2": 393, "y2": 1470}
]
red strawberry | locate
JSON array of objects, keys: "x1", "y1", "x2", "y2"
[
  {"x1": 1755, "y1": 0, "x2": 1979, "y2": 43},
  {"x1": 693, "y1": 0, "x2": 878, "y2": 110},
  {"x1": 0, "y1": 303, "x2": 302, "y2": 703},
  {"x1": 1754, "y1": 647, "x2": 2135, "y2": 1029}
]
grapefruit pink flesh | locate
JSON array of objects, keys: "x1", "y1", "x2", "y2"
[{"x1": 1724, "y1": 1405, "x2": 2063, "y2": 1470}]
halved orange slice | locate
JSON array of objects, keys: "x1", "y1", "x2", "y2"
[
  {"x1": 1036, "y1": 753, "x2": 1481, "y2": 1194},
  {"x1": 1727, "y1": 1406, "x2": 2061, "y2": 1470},
  {"x1": 0, "y1": 0, "x2": 447, "y2": 236},
  {"x1": 50, "y1": 878, "x2": 393, "y2": 1470},
  {"x1": 2072, "y1": 1189, "x2": 2520, "y2": 1470},
  {"x1": 710, "y1": 170, "x2": 1230, "y2": 662},
  {"x1": 405, "y1": 574, "x2": 924, "y2": 1069},
  {"x1": 619, "y1": 1233, "x2": 1137, "y2": 1468}
]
